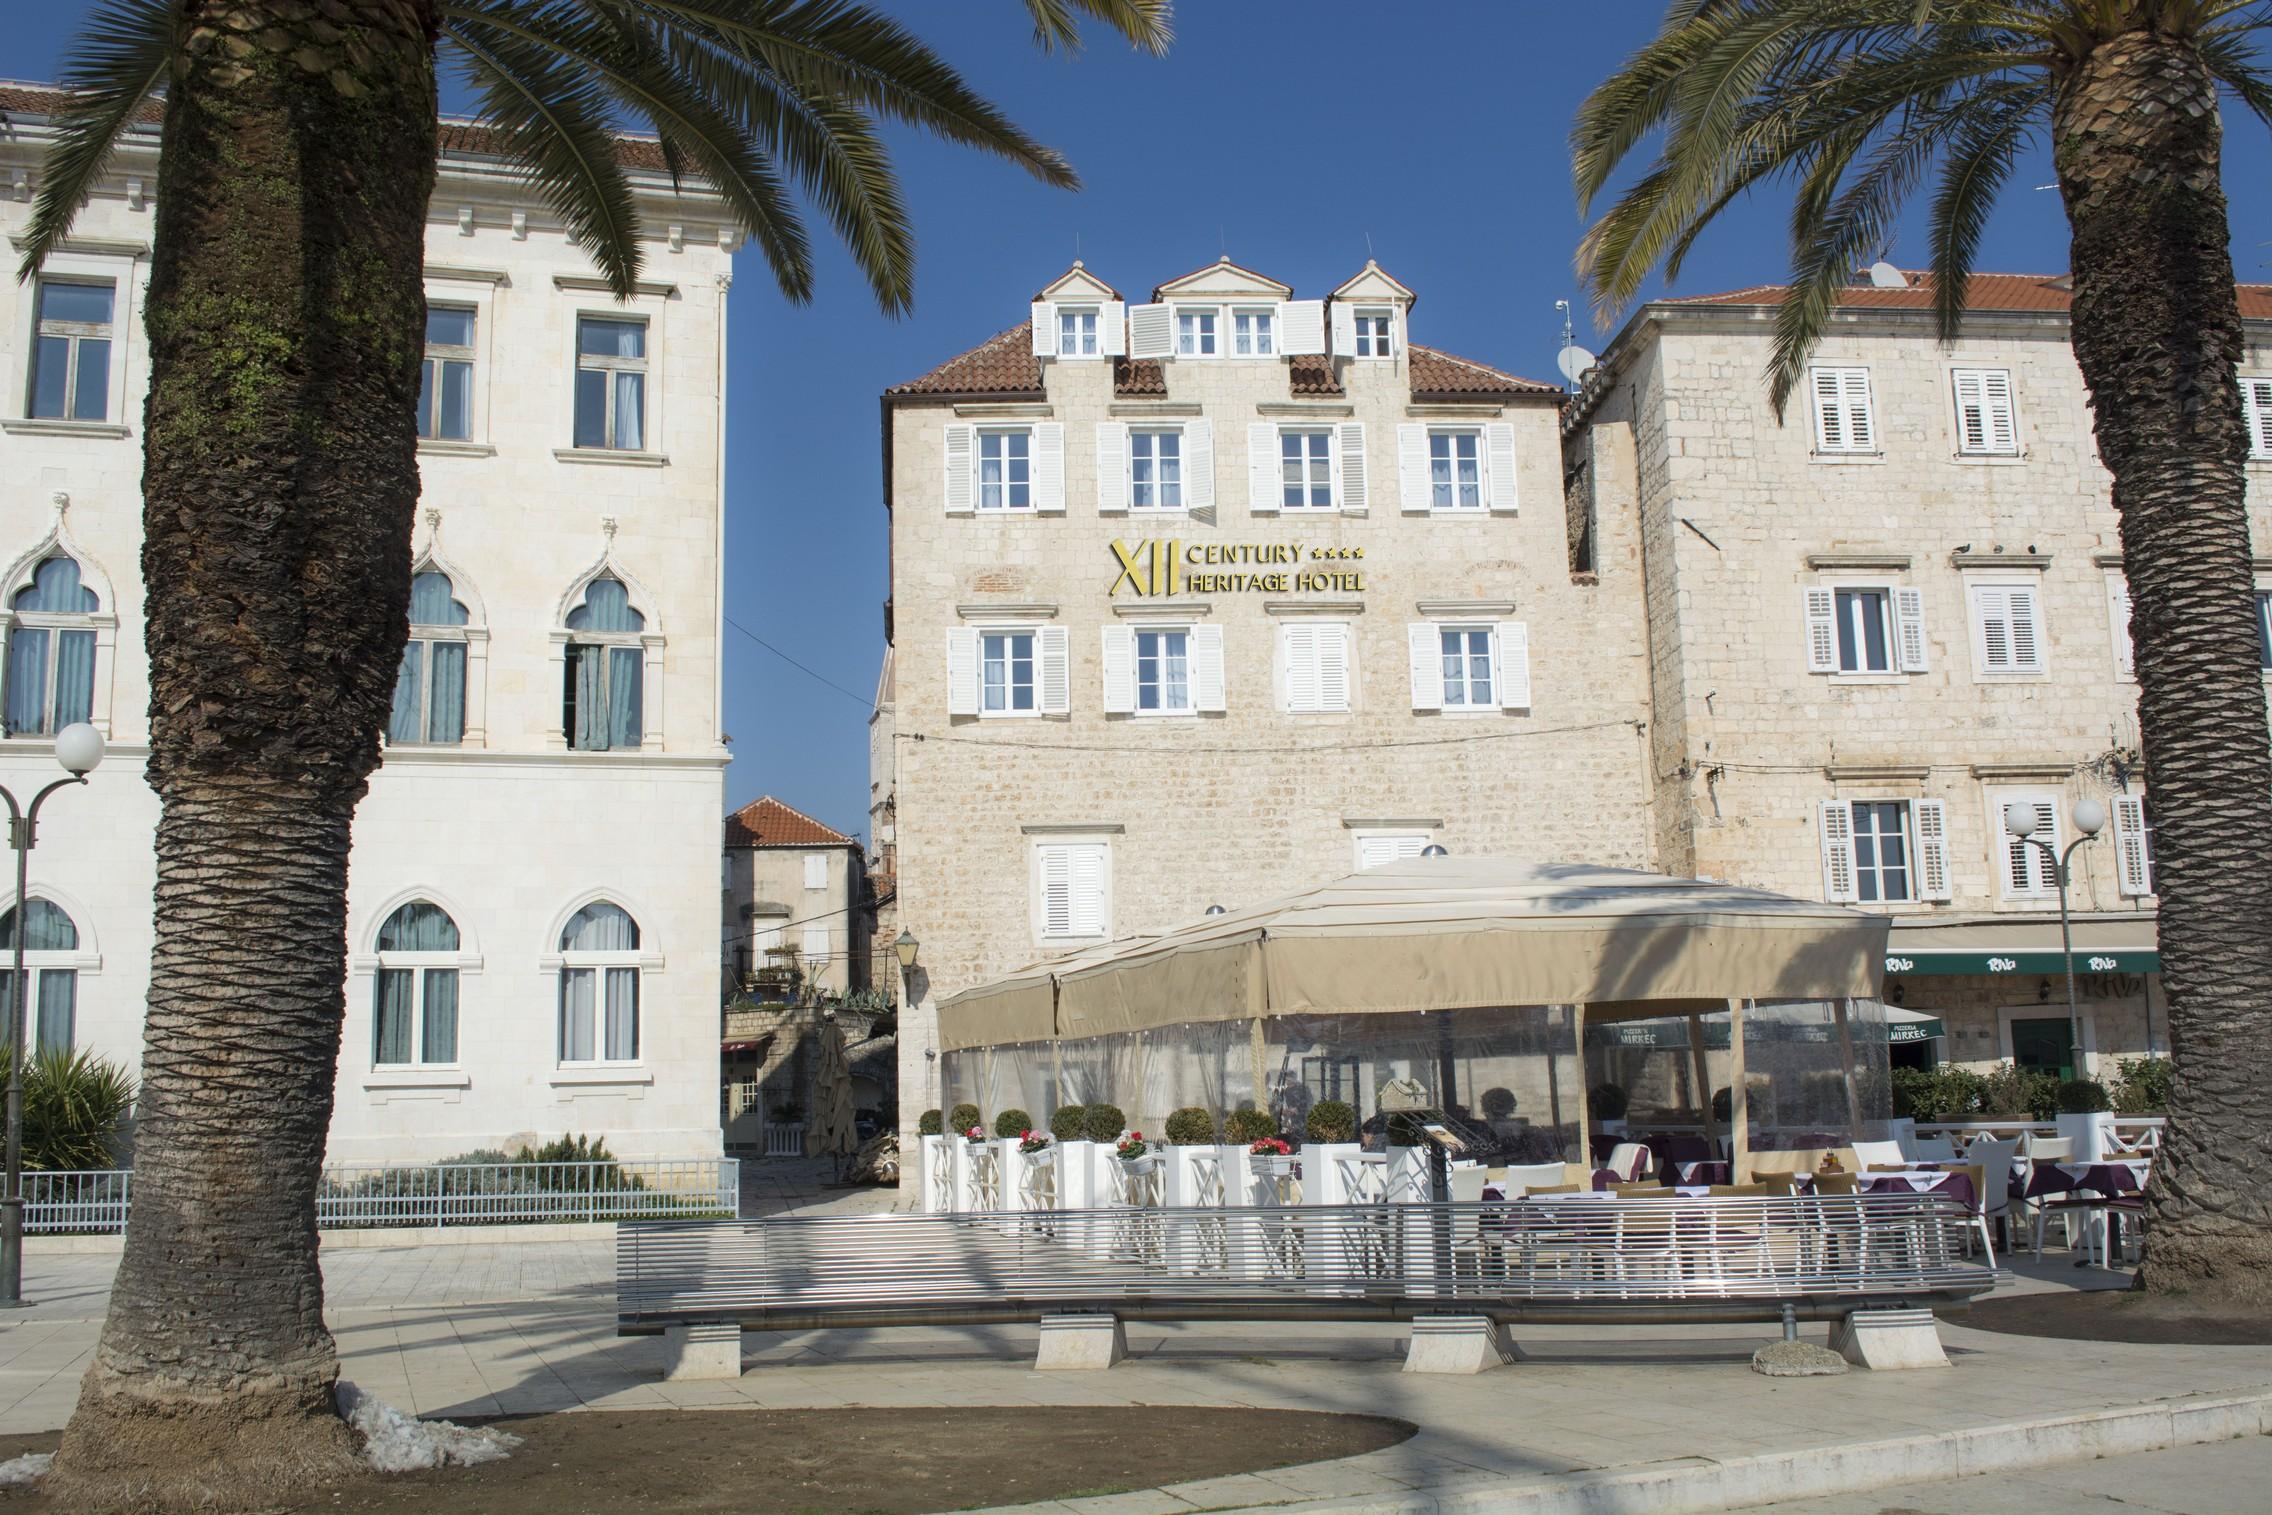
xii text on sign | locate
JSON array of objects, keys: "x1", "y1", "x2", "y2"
[{"x1": 1109, "y1": 539, "x2": 1367, "y2": 597}]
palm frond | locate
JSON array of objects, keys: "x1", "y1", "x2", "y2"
[
  {"x1": 1020, "y1": 0, "x2": 1173, "y2": 55},
  {"x1": 15, "y1": 0, "x2": 176, "y2": 282},
  {"x1": 1924, "y1": 86, "x2": 2036, "y2": 341},
  {"x1": 2196, "y1": 21, "x2": 2272, "y2": 131}
]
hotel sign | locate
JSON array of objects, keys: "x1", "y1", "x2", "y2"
[{"x1": 1108, "y1": 539, "x2": 1368, "y2": 597}]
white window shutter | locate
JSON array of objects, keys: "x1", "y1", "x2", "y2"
[
  {"x1": 1280, "y1": 299, "x2": 1326, "y2": 355},
  {"x1": 1914, "y1": 800, "x2": 1952, "y2": 901},
  {"x1": 2244, "y1": 377, "x2": 2272, "y2": 458},
  {"x1": 1894, "y1": 587, "x2": 1929, "y2": 672},
  {"x1": 1031, "y1": 303, "x2": 1055, "y2": 357},
  {"x1": 1247, "y1": 422, "x2": 1280, "y2": 514},
  {"x1": 1040, "y1": 846, "x2": 1073, "y2": 936},
  {"x1": 1983, "y1": 369, "x2": 2017, "y2": 453},
  {"x1": 1101, "y1": 625, "x2": 1135, "y2": 714},
  {"x1": 1128, "y1": 302, "x2": 1172, "y2": 359},
  {"x1": 1095, "y1": 422, "x2": 1130, "y2": 514},
  {"x1": 1407, "y1": 623, "x2": 1444, "y2": 710},
  {"x1": 1032, "y1": 423, "x2": 1065, "y2": 513},
  {"x1": 2007, "y1": 584, "x2": 2043, "y2": 671},
  {"x1": 1070, "y1": 846, "x2": 1106, "y2": 936},
  {"x1": 1099, "y1": 300, "x2": 1127, "y2": 356},
  {"x1": 1282, "y1": 624, "x2": 1317, "y2": 712},
  {"x1": 947, "y1": 628, "x2": 980, "y2": 715},
  {"x1": 1811, "y1": 369, "x2": 1844, "y2": 452},
  {"x1": 1192, "y1": 623, "x2": 1226, "y2": 712},
  {"x1": 1335, "y1": 421, "x2": 1367, "y2": 512},
  {"x1": 1817, "y1": 801, "x2": 1858, "y2": 903},
  {"x1": 1184, "y1": 419, "x2": 1214, "y2": 511},
  {"x1": 1804, "y1": 588, "x2": 1837, "y2": 672},
  {"x1": 2113, "y1": 795, "x2": 2153, "y2": 896},
  {"x1": 1330, "y1": 302, "x2": 1357, "y2": 357},
  {"x1": 1484, "y1": 422, "x2": 1519, "y2": 514},
  {"x1": 1318, "y1": 624, "x2": 1351, "y2": 711},
  {"x1": 943, "y1": 423, "x2": 975, "y2": 515},
  {"x1": 1842, "y1": 369, "x2": 1875, "y2": 451},
  {"x1": 1038, "y1": 625, "x2": 1070, "y2": 714},
  {"x1": 1952, "y1": 369, "x2": 1988, "y2": 452},
  {"x1": 1496, "y1": 621, "x2": 1531, "y2": 710},
  {"x1": 2108, "y1": 577, "x2": 2135, "y2": 675},
  {"x1": 804, "y1": 853, "x2": 828, "y2": 889},
  {"x1": 1397, "y1": 423, "x2": 1430, "y2": 513}
]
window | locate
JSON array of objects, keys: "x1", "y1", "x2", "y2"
[
  {"x1": 1130, "y1": 429, "x2": 1182, "y2": 510},
  {"x1": 1233, "y1": 307, "x2": 1275, "y2": 356},
  {"x1": 1439, "y1": 626, "x2": 1495, "y2": 708},
  {"x1": 1968, "y1": 582, "x2": 2045, "y2": 675},
  {"x1": 1057, "y1": 306, "x2": 1098, "y2": 357},
  {"x1": 2243, "y1": 376, "x2": 2272, "y2": 459},
  {"x1": 1355, "y1": 832, "x2": 1427, "y2": 869},
  {"x1": 978, "y1": 429, "x2": 1032, "y2": 511},
  {"x1": 418, "y1": 307, "x2": 475, "y2": 441},
  {"x1": 982, "y1": 630, "x2": 1036, "y2": 714},
  {"x1": 2114, "y1": 795, "x2": 2155, "y2": 897},
  {"x1": 2108, "y1": 575, "x2": 2136, "y2": 676},
  {"x1": 1998, "y1": 795, "x2": 2061, "y2": 899},
  {"x1": 1810, "y1": 366, "x2": 1876, "y2": 454},
  {"x1": 1354, "y1": 308, "x2": 1393, "y2": 357},
  {"x1": 2257, "y1": 591, "x2": 2272, "y2": 671},
  {"x1": 0, "y1": 899, "x2": 79, "y2": 1052},
  {"x1": 1281, "y1": 430, "x2": 1332, "y2": 510},
  {"x1": 1951, "y1": 368, "x2": 2018, "y2": 455},
  {"x1": 1820, "y1": 799, "x2": 1950, "y2": 904},
  {"x1": 1282, "y1": 622, "x2": 1351, "y2": 713},
  {"x1": 388, "y1": 571, "x2": 469, "y2": 745},
  {"x1": 1802, "y1": 584, "x2": 1927, "y2": 675},
  {"x1": 1035, "y1": 842, "x2": 1107, "y2": 940},
  {"x1": 1175, "y1": 308, "x2": 1217, "y2": 357},
  {"x1": 1430, "y1": 430, "x2": 1482, "y2": 510},
  {"x1": 558, "y1": 901, "x2": 640, "y2": 1062},
  {"x1": 1836, "y1": 588, "x2": 1893, "y2": 673},
  {"x1": 563, "y1": 576, "x2": 644, "y2": 751},
  {"x1": 573, "y1": 316, "x2": 646, "y2": 450},
  {"x1": 372, "y1": 901, "x2": 460, "y2": 1066},
  {"x1": 1850, "y1": 802, "x2": 1913, "y2": 903},
  {"x1": 3, "y1": 557, "x2": 99, "y2": 737},
  {"x1": 28, "y1": 279, "x2": 114, "y2": 422},
  {"x1": 803, "y1": 853, "x2": 829, "y2": 891},
  {"x1": 1135, "y1": 627, "x2": 1192, "y2": 714}
]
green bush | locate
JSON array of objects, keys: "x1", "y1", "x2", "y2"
[
  {"x1": 1890, "y1": 1064, "x2": 1991, "y2": 1123},
  {"x1": 19, "y1": 1047, "x2": 135, "y2": 1171},
  {"x1": 1306, "y1": 1100, "x2": 1357, "y2": 1143},
  {"x1": 947, "y1": 1102, "x2": 983, "y2": 1135},
  {"x1": 1163, "y1": 1107, "x2": 1217, "y2": 1144},
  {"x1": 994, "y1": 1108, "x2": 1033, "y2": 1138},
  {"x1": 1385, "y1": 1113, "x2": 1425, "y2": 1147},
  {"x1": 1479, "y1": 1087, "x2": 1517, "y2": 1120},
  {"x1": 1081, "y1": 1103, "x2": 1126, "y2": 1143},
  {"x1": 2111, "y1": 1057, "x2": 2174, "y2": 1113},
  {"x1": 1048, "y1": 1104, "x2": 1088, "y2": 1140},
  {"x1": 1979, "y1": 1062, "x2": 2061, "y2": 1121},
  {"x1": 2056, "y1": 1078, "x2": 2112, "y2": 1114},
  {"x1": 917, "y1": 1109, "x2": 943, "y2": 1136},
  {"x1": 510, "y1": 1133, "x2": 644, "y2": 1193},
  {"x1": 1223, "y1": 1107, "x2": 1277, "y2": 1144},
  {"x1": 1588, "y1": 1082, "x2": 1629, "y2": 1122}
]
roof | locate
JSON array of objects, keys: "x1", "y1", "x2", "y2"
[
  {"x1": 0, "y1": 83, "x2": 671, "y2": 172},
  {"x1": 1409, "y1": 344, "x2": 1562, "y2": 398},
  {"x1": 1659, "y1": 270, "x2": 2272, "y2": 322},
  {"x1": 725, "y1": 797, "x2": 858, "y2": 850}
]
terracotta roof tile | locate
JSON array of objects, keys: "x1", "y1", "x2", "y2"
[
  {"x1": 1113, "y1": 356, "x2": 1166, "y2": 395},
  {"x1": 725, "y1": 796, "x2": 857, "y2": 850},
  {"x1": 885, "y1": 322, "x2": 1043, "y2": 397},
  {"x1": 1407, "y1": 343, "x2": 1561, "y2": 398},
  {"x1": 1289, "y1": 354, "x2": 1342, "y2": 396},
  {"x1": 1663, "y1": 270, "x2": 2272, "y2": 321}
]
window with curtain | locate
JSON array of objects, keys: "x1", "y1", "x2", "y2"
[
  {"x1": 562, "y1": 576, "x2": 645, "y2": 751},
  {"x1": 372, "y1": 900, "x2": 461, "y2": 1066},
  {"x1": 558, "y1": 901, "x2": 641, "y2": 1062},
  {"x1": 388, "y1": 570, "x2": 470, "y2": 746},
  {"x1": 4, "y1": 556, "x2": 100, "y2": 737},
  {"x1": 418, "y1": 306, "x2": 476, "y2": 441},
  {"x1": 574, "y1": 317, "x2": 646, "y2": 450},
  {"x1": 0, "y1": 898, "x2": 81, "y2": 1052},
  {"x1": 28, "y1": 278, "x2": 114, "y2": 422}
]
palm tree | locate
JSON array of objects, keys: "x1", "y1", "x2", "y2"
[
  {"x1": 1573, "y1": 1, "x2": 2272, "y2": 1305},
  {"x1": 20, "y1": 1, "x2": 1169, "y2": 1505}
]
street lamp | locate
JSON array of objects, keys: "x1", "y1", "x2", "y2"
[
  {"x1": 2003, "y1": 798, "x2": 2105, "y2": 1082},
  {"x1": 894, "y1": 929, "x2": 919, "y2": 976},
  {"x1": 1, "y1": 721, "x2": 103, "y2": 1307}
]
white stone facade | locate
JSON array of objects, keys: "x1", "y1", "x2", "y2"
[{"x1": 0, "y1": 106, "x2": 736, "y2": 1162}]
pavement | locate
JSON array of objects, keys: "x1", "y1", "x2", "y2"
[
  {"x1": 3, "y1": 1162, "x2": 2266, "y2": 1515},
  {"x1": 1737, "y1": 1435, "x2": 2272, "y2": 1513}
]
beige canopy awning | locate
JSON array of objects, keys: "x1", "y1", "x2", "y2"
[{"x1": 937, "y1": 856, "x2": 1887, "y2": 1050}]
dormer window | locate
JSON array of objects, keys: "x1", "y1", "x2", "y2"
[
  {"x1": 1176, "y1": 308, "x2": 1218, "y2": 357},
  {"x1": 1057, "y1": 307, "x2": 1099, "y2": 358},
  {"x1": 1355, "y1": 308, "x2": 1394, "y2": 357},
  {"x1": 1233, "y1": 307, "x2": 1275, "y2": 357}
]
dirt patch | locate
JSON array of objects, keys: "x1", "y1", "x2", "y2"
[
  {"x1": 0, "y1": 1406, "x2": 1413, "y2": 1514},
  {"x1": 1955, "y1": 1287, "x2": 2272, "y2": 1346}
]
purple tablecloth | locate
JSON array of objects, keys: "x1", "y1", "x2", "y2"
[
  {"x1": 2022, "y1": 1161, "x2": 2148, "y2": 1200},
  {"x1": 1861, "y1": 1171, "x2": 1978, "y2": 1215}
]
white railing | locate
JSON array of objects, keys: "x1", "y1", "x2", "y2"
[
  {"x1": 1914, "y1": 1117, "x2": 2164, "y2": 1150},
  {"x1": 763, "y1": 1123, "x2": 806, "y2": 1158},
  {"x1": 23, "y1": 1158, "x2": 740, "y2": 1234}
]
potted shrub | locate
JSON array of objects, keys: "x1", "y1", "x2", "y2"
[
  {"x1": 917, "y1": 1109, "x2": 943, "y2": 1136},
  {"x1": 2055, "y1": 1077, "x2": 2117, "y2": 1160},
  {"x1": 1081, "y1": 1103, "x2": 1126, "y2": 1144},
  {"x1": 1302, "y1": 1100, "x2": 1364, "y2": 1205},
  {"x1": 1160, "y1": 1108, "x2": 1220, "y2": 1207},
  {"x1": 994, "y1": 1108, "x2": 1033, "y2": 1138},
  {"x1": 1049, "y1": 1104, "x2": 1088, "y2": 1140},
  {"x1": 1306, "y1": 1100, "x2": 1357, "y2": 1144},
  {"x1": 1223, "y1": 1108, "x2": 1278, "y2": 1145},
  {"x1": 916, "y1": 1110, "x2": 949, "y2": 1213},
  {"x1": 1048, "y1": 1104, "x2": 1096, "y2": 1208},
  {"x1": 948, "y1": 1102, "x2": 983, "y2": 1136},
  {"x1": 1163, "y1": 1107, "x2": 1217, "y2": 1145},
  {"x1": 1589, "y1": 1081, "x2": 1629, "y2": 1137},
  {"x1": 1114, "y1": 1130, "x2": 1159, "y2": 1174}
]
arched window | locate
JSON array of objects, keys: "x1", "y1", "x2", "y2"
[
  {"x1": 388, "y1": 571, "x2": 470, "y2": 746},
  {"x1": 4, "y1": 557, "x2": 99, "y2": 737},
  {"x1": 563, "y1": 576, "x2": 644, "y2": 752},
  {"x1": 372, "y1": 901, "x2": 461, "y2": 1066},
  {"x1": 0, "y1": 898, "x2": 81, "y2": 1051},
  {"x1": 558, "y1": 901, "x2": 639, "y2": 1062}
]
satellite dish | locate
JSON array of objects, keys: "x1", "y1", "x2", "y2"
[
  {"x1": 1556, "y1": 344, "x2": 1598, "y2": 383},
  {"x1": 1866, "y1": 260, "x2": 1907, "y2": 289}
]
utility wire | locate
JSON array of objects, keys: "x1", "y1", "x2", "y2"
[{"x1": 724, "y1": 614, "x2": 874, "y2": 709}]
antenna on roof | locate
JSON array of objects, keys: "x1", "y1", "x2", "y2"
[
  {"x1": 1364, "y1": 229, "x2": 1375, "y2": 259},
  {"x1": 1865, "y1": 260, "x2": 1907, "y2": 289},
  {"x1": 1553, "y1": 299, "x2": 1596, "y2": 395}
]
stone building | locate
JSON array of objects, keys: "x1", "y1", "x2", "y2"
[
  {"x1": 721, "y1": 795, "x2": 870, "y2": 998},
  {"x1": 0, "y1": 87, "x2": 735, "y2": 1162},
  {"x1": 1562, "y1": 269, "x2": 2272, "y2": 1080},
  {"x1": 878, "y1": 257, "x2": 1658, "y2": 1139}
]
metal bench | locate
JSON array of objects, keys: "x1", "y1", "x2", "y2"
[{"x1": 618, "y1": 1193, "x2": 1995, "y2": 1377}]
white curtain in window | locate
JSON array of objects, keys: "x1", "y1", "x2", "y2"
[
  {"x1": 34, "y1": 970, "x2": 73, "y2": 1052},
  {"x1": 604, "y1": 967, "x2": 639, "y2": 1060},
  {"x1": 561, "y1": 902, "x2": 639, "y2": 951},
  {"x1": 389, "y1": 643, "x2": 424, "y2": 743},
  {"x1": 607, "y1": 646, "x2": 642, "y2": 747},
  {"x1": 422, "y1": 967, "x2": 459, "y2": 1063},
  {"x1": 427, "y1": 641, "x2": 466, "y2": 742},
  {"x1": 559, "y1": 969, "x2": 597, "y2": 1061},
  {"x1": 571, "y1": 644, "x2": 607, "y2": 749},
  {"x1": 375, "y1": 969, "x2": 416, "y2": 1064},
  {"x1": 613, "y1": 371, "x2": 645, "y2": 450},
  {"x1": 3, "y1": 630, "x2": 48, "y2": 736}
]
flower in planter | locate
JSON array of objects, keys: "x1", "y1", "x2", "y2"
[
  {"x1": 964, "y1": 1125, "x2": 988, "y2": 1143},
  {"x1": 1115, "y1": 1132, "x2": 1150, "y2": 1162},
  {"x1": 1018, "y1": 1130, "x2": 1052, "y2": 1155},
  {"x1": 1248, "y1": 1136, "x2": 1294, "y2": 1158}
]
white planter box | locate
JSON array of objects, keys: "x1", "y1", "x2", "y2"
[
  {"x1": 920, "y1": 1134, "x2": 952, "y2": 1213},
  {"x1": 1300, "y1": 1144, "x2": 1369, "y2": 1206},
  {"x1": 2056, "y1": 1111, "x2": 2117, "y2": 1162},
  {"x1": 1162, "y1": 1145, "x2": 1226, "y2": 1208},
  {"x1": 1056, "y1": 1140, "x2": 1099, "y2": 1210},
  {"x1": 1385, "y1": 1145, "x2": 1435, "y2": 1203}
]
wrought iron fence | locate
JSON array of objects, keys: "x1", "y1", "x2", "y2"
[
  {"x1": 762, "y1": 1123, "x2": 806, "y2": 1158},
  {"x1": 23, "y1": 1158, "x2": 739, "y2": 1234}
]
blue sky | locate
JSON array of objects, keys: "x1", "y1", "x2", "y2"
[{"x1": 13, "y1": 4, "x2": 2272, "y2": 843}]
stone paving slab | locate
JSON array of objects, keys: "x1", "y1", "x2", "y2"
[{"x1": 1734, "y1": 1433, "x2": 2272, "y2": 1514}]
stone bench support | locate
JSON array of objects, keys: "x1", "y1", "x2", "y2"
[
  {"x1": 662, "y1": 1321, "x2": 744, "y2": 1380},
  {"x1": 1830, "y1": 1307, "x2": 1948, "y2": 1370},
  {"x1": 1404, "y1": 1314, "x2": 1519, "y2": 1374},
  {"x1": 1035, "y1": 1312, "x2": 1127, "y2": 1370}
]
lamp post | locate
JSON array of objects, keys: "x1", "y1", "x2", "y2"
[
  {"x1": 895, "y1": 931, "x2": 928, "y2": 1113},
  {"x1": 2003, "y1": 798, "x2": 2105, "y2": 1082},
  {"x1": 1, "y1": 721, "x2": 104, "y2": 1307}
]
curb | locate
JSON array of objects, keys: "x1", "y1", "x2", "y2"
[{"x1": 1180, "y1": 1390, "x2": 2272, "y2": 1515}]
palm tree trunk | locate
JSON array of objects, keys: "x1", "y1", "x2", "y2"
[
  {"x1": 2054, "y1": 29, "x2": 2272, "y2": 1306},
  {"x1": 48, "y1": 3, "x2": 438, "y2": 1505}
]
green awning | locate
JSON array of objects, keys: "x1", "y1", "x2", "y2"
[
  {"x1": 1887, "y1": 1017, "x2": 1944, "y2": 1044},
  {"x1": 1882, "y1": 915, "x2": 2159, "y2": 980}
]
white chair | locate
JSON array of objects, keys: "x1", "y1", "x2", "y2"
[
  {"x1": 1851, "y1": 1140, "x2": 1907, "y2": 1171},
  {"x1": 1502, "y1": 1161, "x2": 1569, "y2": 1197},
  {"x1": 1605, "y1": 1142, "x2": 1651, "y2": 1182},
  {"x1": 1967, "y1": 1138, "x2": 2018, "y2": 1264},
  {"x1": 1448, "y1": 1165, "x2": 1490, "y2": 1202},
  {"x1": 2022, "y1": 1133, "x2": 2073, "y2": 1162},
  {"x1": 1911, "y1": 1137, "x2": 1958, "y2": 1162}
]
